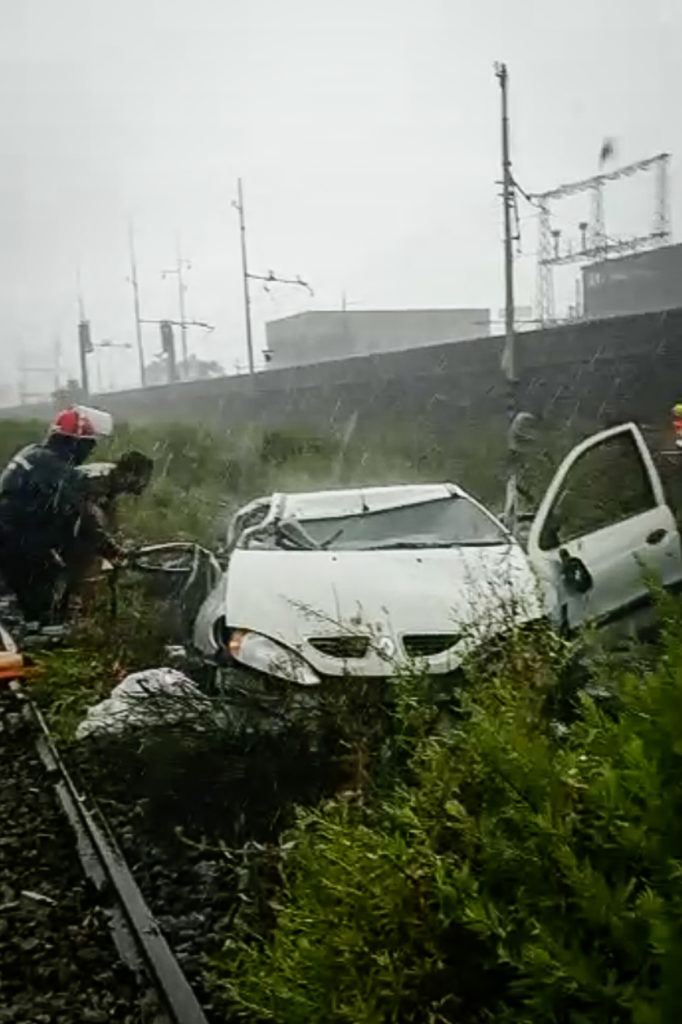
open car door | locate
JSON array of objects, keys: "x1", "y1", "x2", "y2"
[{"x1": 527, "y1": 422, "x2": 682, "y2": 632}]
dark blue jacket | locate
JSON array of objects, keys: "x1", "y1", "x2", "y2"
[{"x1": 0, "y1": 443, "x2": 117, "y2": 558}]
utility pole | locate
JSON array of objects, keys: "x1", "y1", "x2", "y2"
[
  {"x1": 78, "y1": 324, "x2": 90, "y2": 397},
  {"x1": 177, "y1": 241, "x2": 188, "y2": 371},
  {"x1": 234, "y1": 178, "x2": 255, "y2": 376},
  {"x1": 496, "y1": 62, "x2": 516, "y2": 388},
  {"x1": 233, "y1": 178, "x2": 313, "y2": 377},
  {"x1": 128, "y1": 223, "x2": 146, "y2": 387},
  {"x1": 53, "y1": 336, "x2": 62, "y2": 395},
  {"x1": 162, "y1": 242, "x2": 191, "y2": 378},
  {"x1": 530, "y1": 152, "x2": 670, "y2": 324},
  {"x1": 76, "y1": 270, "x2": 92, "y2": 398},
  {"x1": 495, "y1": 62, "x2": 524, "y2": 534},
  {"x1": 77, "y1": 269, "x2": 85, "y2": 323},
  {"x1": 340, "y1": 291, "x2": 364, "y2": 354}
]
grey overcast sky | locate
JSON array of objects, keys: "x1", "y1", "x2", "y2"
[{"x1": 2, "y1": 0, "x2": 680, "y2": 394}]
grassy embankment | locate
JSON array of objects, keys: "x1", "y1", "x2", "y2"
[
  {"x1": 0, "y1": 416, "x2": 517, "y2": 734},
  {"x1": 212, "y1": 606, "x2": 682, "y2": 1023},
  {"x1": 5, "y1": 416, "x2": 680, "y2": 1021}
]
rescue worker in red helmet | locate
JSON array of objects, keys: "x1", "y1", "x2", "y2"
[{"x1": 0, "y1": 408, "x2": 123, "y2": 624}]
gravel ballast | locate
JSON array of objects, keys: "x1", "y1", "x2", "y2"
[{"x1": 0, "y1": 691, "x2": 159, "y2": 1024}]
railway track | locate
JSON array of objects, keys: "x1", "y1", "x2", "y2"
[
  {"x1": 0, "y1": 675, "x2": 210, "y2": 1024},
  {"x1": 0, "y1": 586, "x2": 354, "y2": 1024}
]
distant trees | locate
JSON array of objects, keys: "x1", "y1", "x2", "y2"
[
  {"x1": 143, "y1": 355, "x2": 225, "y2": 387},
  {"x1": 53, "y1": 379, "x2": 87, "y2": 406}
]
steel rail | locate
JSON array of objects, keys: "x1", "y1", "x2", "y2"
[{"x1": 8, "y1": 679, "x2": 210, "y2": 1024}]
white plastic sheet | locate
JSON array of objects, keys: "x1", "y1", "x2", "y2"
[{"x1": 75, "y1": 667, "x2": 219, "y2": 740}]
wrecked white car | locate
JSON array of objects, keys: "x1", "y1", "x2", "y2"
[{"x1": 192, "y1": 423, "x2": 682, "y2": 687}]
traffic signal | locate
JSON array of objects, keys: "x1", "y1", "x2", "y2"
[
  {"x1": 160, "y1": 320, "x2": 174, "y2": 355},
  {"x1": 78, "y1": 320, "x2": 93, "y2": 355}
]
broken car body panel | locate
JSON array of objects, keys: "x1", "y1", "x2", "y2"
[
  {"x1": 194, "y1": 484, "x2": 544, "y2": 680},
  {"x1": 527, "y1": 422, "x2": 682, "y2": 630},
  {"x1": 193, "y1": 422, "x2": 682, "y2": 685},
  {"x1": 195, "y1": 543, "x2": 542, "y2": 678}
]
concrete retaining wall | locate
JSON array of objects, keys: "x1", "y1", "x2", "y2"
[{"x1": 2, "y1": 307, "x2": 680, "y2": 437}]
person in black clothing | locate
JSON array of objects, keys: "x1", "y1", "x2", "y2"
[
  {"x1": 60, "y1": 450, "x2": 154, "y2": 613},
  {"x1": 0, "y1": 408, "x2": 123, "y2": 624},
  {"x1": 80, "y1": 450, "x2": 154, "y2": 533}
]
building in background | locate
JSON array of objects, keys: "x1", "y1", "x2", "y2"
[
  {"x1": 264, "y1": 308, "x2": 491, "y2": 369},
  {"x1": 582, "y1": 243, "x2": 682, "y2": 320}
]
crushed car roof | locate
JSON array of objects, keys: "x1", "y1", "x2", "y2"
[{"x1": 278, "y1": 483, "x2": 462, "y2": 521}]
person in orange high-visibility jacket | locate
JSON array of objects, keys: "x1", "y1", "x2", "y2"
[{"x1": 673, "y1": 404, "x2": 682, "y2": 449}]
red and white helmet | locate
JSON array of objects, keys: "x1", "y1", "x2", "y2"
[{"x1": 49, "y1": 408, "x2": 96, "y2": 439}]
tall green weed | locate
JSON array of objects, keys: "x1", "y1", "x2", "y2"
[{"x1": 211, "y1": 613, "x2": 682, "y2": 1023}]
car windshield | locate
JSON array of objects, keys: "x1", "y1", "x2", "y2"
[{"x1": 267, "y1": 496, "x2": 509, "y2": 551}]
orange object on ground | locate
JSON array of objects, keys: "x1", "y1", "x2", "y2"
[
  {"x1": 0, "y1": 650, "x2": 40, "y2": 683},
  {"x1": 0, "y1": 652, "x2": 24, "y2": 672}
]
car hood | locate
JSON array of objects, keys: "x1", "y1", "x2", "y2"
[{"x1": 194, "y1": 542, "x2": 544, "y2": 678}]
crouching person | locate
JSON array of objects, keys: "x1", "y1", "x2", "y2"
[
  {"x1": 63, "y1": 450, "x2": 154, "y2": 614},
  {"x1": 0, "y1": 409, "x2": 124, "y2": 624}
]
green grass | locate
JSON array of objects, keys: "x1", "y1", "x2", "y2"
[
  {"x1": 0, "y1": 413, "x2": 588, "y2": 742},
  {"x1": 28, "y1": 581, "x2": 172, "y2": 741},
  {"x1": 6, "y1": 415, "x2": 682, "y2": 1021},
  {"x1": 209, "y1": 611, "x2": 682, "y2": 1024},
  {"x1": 0, "y1": 414, "x2": 583, "y2": 545}
]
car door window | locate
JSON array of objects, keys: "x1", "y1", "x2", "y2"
[{"x1": 539, "y1": 432, "x2": 655, "y2": 551}]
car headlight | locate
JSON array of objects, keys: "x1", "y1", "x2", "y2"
[{"x1": 227, "y1": 629, "x2": 321, "y2": 687}]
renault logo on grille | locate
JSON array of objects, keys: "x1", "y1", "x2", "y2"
[{"x1": 375, "y1": 636, "x2": 395, "y2": 660}]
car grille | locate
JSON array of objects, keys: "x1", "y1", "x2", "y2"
[
  {"x1": 402, "y1": 634, "x2": 460, "y2": 659},
  {"x1": 308, "y1": 636, "x2": 370, "y2": 660}
]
